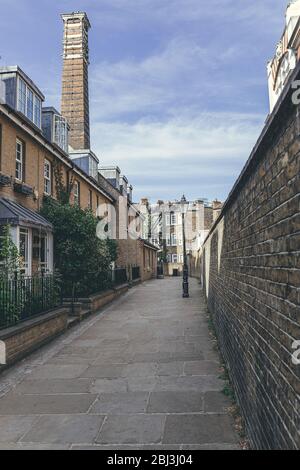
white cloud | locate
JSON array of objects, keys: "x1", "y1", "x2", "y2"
[
  {"x1": 92, "y1": 0, "x2": 286, "y2": 32},
  {"x1": 91, "y1": 111, "x2": 264, "y2": 201}
]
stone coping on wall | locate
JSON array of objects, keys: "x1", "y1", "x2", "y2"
[
  {"x1": 0, "y1": 308, "x2": 68, "y2": 341},
  {"x1": 0, "y1": 307, "x2": 68, "y2": 369}
]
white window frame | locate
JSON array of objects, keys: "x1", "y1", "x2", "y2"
[
  {"x1": 171, "y1": 233, "x2": 177, "y2": 246},
  {"x1": 18, "y1": 227, "x2": 31, "y2": 276},
  {"x1": 26, "y1": 88, "x2": 34, "y2": 121},
  {"x1": 172, "y1": 254, "x2": 178, "y2": 263},
  {"x1": 44, "y1": 159, "x2": 51, "y2": 195},
  {"x1": 17, "y1": 77, "x2": 42, "y2": 128},
  {"x1": 34, "y1": 95, "x2": 41, "y2": 128},
  {"x1": 171, "y1": 213, "x2": 177, "y2": 225},
  {"x1": 16, "y1": 139, "x2": 24, "y2": 181}
]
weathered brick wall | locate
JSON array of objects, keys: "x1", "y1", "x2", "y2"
[
  {"x1": 201, "y1": 76, "x2": 300, "y2": 449},
  {"x1": 0, "y1": 308, "x2": 68, "y2": 368}
]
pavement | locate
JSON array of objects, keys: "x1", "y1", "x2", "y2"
[{"x1": 0, "y1": 277, "x2": 240, "y2": 450}]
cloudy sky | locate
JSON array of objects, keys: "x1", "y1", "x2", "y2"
[{"x1": 0, "y1": 0, "x2": 288, "y2": 202}]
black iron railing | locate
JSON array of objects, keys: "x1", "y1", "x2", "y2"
[
  {"x1": 62, "y1": 267, "x2": 129, "y2": 303},
  {"x1": 157, "y1": 265, "x2": 164, "y2": 277},
  {"x1": 0, "y1": 274, "x2": 62, "y2": 330},
  {"x1": 114, "y1": 267, "x2": 128, "y2": 286},
  {"x1": 132, "y1": 266, "x2": 140, "y2": 280}
]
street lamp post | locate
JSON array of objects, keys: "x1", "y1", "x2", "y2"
[{"x1": 181, "y1": 195, "x2": 189, "y2": 298}]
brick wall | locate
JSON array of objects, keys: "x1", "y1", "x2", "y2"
[
  {"x1": 0, "y1": 110, "x2": 113, "y2": 213},
  {"x1": 200, "y1": 70, "x2": 300, "y2": 449},
  {"x1": 0, "y1": 308, "x2": 68, "y2": 368}
]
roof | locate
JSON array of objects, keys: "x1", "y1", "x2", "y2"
[
  {"x1": 0, "y1": 198, "x2": 52, "y2": 230},
  {"x1": 0, "y1": 66, "x2": 45, "y2": 101},
  {"x1": 142, "y1": 239, "x2": 159, "y2": 251}
]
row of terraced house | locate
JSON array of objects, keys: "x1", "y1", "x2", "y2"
[
  {"x1": 0, "y1": 11, "x2": 158, "y2": 283},
  {"x1": 0, "y1": 12, "x2": 158, "y2": 365}
]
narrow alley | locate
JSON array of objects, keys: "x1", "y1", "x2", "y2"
[{"x1": 0, "y1": 278, "x2": 239, "y2": 450}]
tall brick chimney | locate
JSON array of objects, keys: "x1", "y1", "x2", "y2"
[{"x1": 61, "y1": 12, "x2": 91, "y2": 150}]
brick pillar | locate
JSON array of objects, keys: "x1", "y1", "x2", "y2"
[{"x1": 61, "y1": 12, "x2": 91, "y2": 150}]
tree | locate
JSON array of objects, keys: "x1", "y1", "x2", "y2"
[{"x1": 40, "y1": 197, "x2": 118, "y2": 296}]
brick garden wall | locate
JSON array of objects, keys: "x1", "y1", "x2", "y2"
[
  {"x1": 201, "y1": 70, "x2": 300, "y2": 449},
  {"x1": 0, "y1": 308, "x2": 68, "y2": 369}
]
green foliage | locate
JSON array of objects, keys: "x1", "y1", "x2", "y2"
[
  {"x1": 0, "y1": 225, "x2": 22, "y2": 281},
  {"x1": 40, "y1": 197, "x2": 118, "y2": 296},
  {"x1": 0, "y1": 226, "x2": 24, "y2": 325},
  {"x1": 53, "y1": 162, "x2": 74, "y2": 205}
]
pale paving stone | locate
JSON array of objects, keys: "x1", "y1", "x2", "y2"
[
  {"x1": 181, "y1": 443, "x2": 241, "y2": 450},
  {"x1": 0, "y1": 393, "x2": 97, "y2": 415},
  {"x1": 184, "y1": 360, "x2": 221, "y2": 376},
  {"x1": 156, "y1": 362, "x2": 184, "y2": 376},
  {"x1": 15, "y1": 378, "x2": 93, "y2": 395},
  {"x1": 71, "y1": 444, "x2": 144, "y2": 450},
  {"x1": 163, "y1": 414, "x2": 238, "y2": 444},
  {"x1": 127, "y1": 376, "x2": 158, "y2": 392},
  {"x1": 90, "y1": 378, "x2": 128, "y2": 393},
  {"x1": 21, "y1": 415, "x2": 105, "y2": 444},
  {"x1": 154, "y1": 375, "x2": 223, "y2": 392},
  {"x1": 0, "y1": 416, "x2": 37, "y2": 442},
  {"x1": 0, "y1": 443, "x2": 70, "y2": 450},
  {"x1": 89, "y1": 392, "x2": 149, "y2": 414},
  {"x1": 0, "y1": 278, "x2": 240, "y2": 448},
  {"x1": 28, "y1": 364, "x2": 89, "y2": 380},
  {"x1": 204, "y1": 391, "x2": 232, "y2": 413},
  {"x1": 122, "y1": 363, "x2": 157, "y2": 377},
  {"x1": 147, "y1": 391, "x2": 203, "y2": 413},
  {"x1": 97, "y1": 414, "x2": 165, "y2": 444},
  {"x1": 81, "y1": 365, "x2": 125, "y2": 379}
]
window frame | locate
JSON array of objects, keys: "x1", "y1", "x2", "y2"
[
  {"x1": 172, "y1": 254, "x2": 178, "y2": 263},
  {"x1": 44, "y1": 159, "x2": 52, "y2": 196},
  {"x1": 17, "y1": 77, "x2": 42, "y2": 128},
  {"x1": 15, "y1": 139, "x2": 24, "y2": 181},
  {"x1": 171, "y1": 213, "x2": 177, "y2": 225},
  {"x1": 73, "y1": 181, "x2": 80, "y2": 206}
]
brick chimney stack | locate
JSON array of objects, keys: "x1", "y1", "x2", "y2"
[{"x1": 61, "y1": 12, "x2": 91, "y2": 150}]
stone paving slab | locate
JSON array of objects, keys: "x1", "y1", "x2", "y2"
[
  {"x1": 147, "y1": 391, "x2": 203, "y2": 413},
  {"x1": 89, "y1": 392, "x2": 149, "y2": 414},
  {"x1": 97, "y1": 414, "x2": 166, "y2": 444},
  {"x1": 0, "y1": 278, "x2": 240, "y2": 449},
  {"x1": 16, "y1": 378, "x2": 93, "y2": 395},
  {"x1": 21, "y1": 415, "x2": 105, "y2": 444},
  {"x1": 0, "y1": 393, "x2": 97, "y2": 415},
  {"x1": 28, "y1": 364, "x2": 89, "y2": 380},
  {"x1": 0, "y1": 416, "x2": 38, "y2": 442},
  {"x1": 163, "y1": 414, "x2": 238, "y2": 444}
]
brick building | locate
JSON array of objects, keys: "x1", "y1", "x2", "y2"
[
  {"x1": 0, "y1": 11, "x2": 158, "y2": 281},
  {"x1": 138, "y1": 197, "x2": 222, "y2": 276},
  {"x1": 267, "y1": 0, "x2": 300, "y2": 112}
]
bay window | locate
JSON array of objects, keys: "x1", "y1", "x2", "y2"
[{"x1": 17, "y1": 77, "x2": 42, "y2": 128}]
